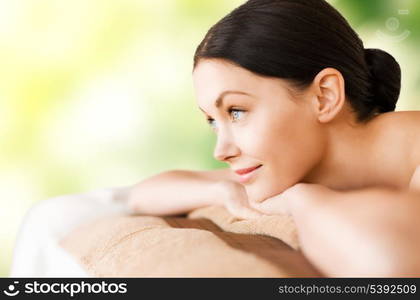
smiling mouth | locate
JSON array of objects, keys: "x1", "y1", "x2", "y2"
[
  {"x1": 235, "y1": 165, "x2": 262, "y2": 184},
  {"x1": 234, "y1": 165, "x2": 262, "y2": 175}
]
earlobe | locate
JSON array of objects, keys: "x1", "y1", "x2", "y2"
[{"x1": 312, "y1": 68, "x2": 346, "y2": 123}]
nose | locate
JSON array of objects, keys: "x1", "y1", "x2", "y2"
[{"x1": 213, "y1": 129, "x2": 240, "y2": 162}]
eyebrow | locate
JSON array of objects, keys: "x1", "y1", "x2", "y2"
[{"x1": 198, "y1": 90, "x2": 253, "y2": 113}]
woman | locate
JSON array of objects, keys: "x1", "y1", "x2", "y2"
[{"x1": 128, "y1": 0, "x2": 420, "y2": 276}]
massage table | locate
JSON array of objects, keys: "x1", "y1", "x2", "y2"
[{"x1": 10, "y1": 186, "x2": 320, "y2": 277}]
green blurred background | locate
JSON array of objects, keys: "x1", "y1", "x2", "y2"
[{"x1": 1, "y1": 0, "x2": 419, "y2": 277}]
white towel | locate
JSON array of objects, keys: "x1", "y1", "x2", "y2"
[{"x1": 10, "y1": 185, "x2": 132, "y2": 277}]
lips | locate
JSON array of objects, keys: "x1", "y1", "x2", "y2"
[
  {"x1": 234, "y1": 165, "x2": 262, "y2": 184},
  {"x1": 234, "y1": 165, "x2": 262, "y2": 175}
]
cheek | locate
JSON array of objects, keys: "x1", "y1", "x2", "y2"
[
  {"x1": 252, "y1": 110, "x2": 307, "y2": 160},
  {"x1": 235, "y1": 109, "x2": 307, "y2": 160},
  {"x1": 254, "y1": 112, "x2": 324, "y2": 191}
]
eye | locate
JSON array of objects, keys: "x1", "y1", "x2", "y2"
[
  {"x1": 229, "y1": 108, "x2": 245, "y2": 122},
  {"x1": 207, "y1": 118, "x2": 217, "y2": 129},
  {"x1": 205, "y1": 108, "x2": 245, "y2": 130}
]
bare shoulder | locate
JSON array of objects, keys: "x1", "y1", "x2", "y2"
[
  {"x1": 389, "y1": 111, "x2": 420, "y2": 171},
  {"x1": 371, "y1": 110, "x2": 420, "y2": 127},
  {"x1": 370, "y1": 111, "x2": 420, "y2": 138},
  {"x1": 386, "y1": 111, "x2": 420, "y2": 153},
  {"x1": 368, "y1": 111, "x2": 420, "y2": 177}
]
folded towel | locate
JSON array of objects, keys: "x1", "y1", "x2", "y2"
[
  {"x1": 60, "y1": 206, "x2": 320, "y2": 277},
  {"x1": 188, "y1": 205, "x2": 299, "y2": 250},
  {"x1": 10, "y1": 186, "x2": 132, "y2": 277}
]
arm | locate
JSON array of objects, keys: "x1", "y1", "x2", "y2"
[
  {"x1": 127, "y1": 168, "x2": 233, "y2": 216},
  {"x1": 291, "y1": 166, "x2": 420, "y2": 277},
  {"x1": 250, "y1": 166, "x2": 420, "y2": 276},
  {"x1": 253, "y1": 181, "x2": 420, "y2": 277},
  {"x1": 127, "y1": 168, "x2": 263, "y2": 219},
  {"x1": 127, "y1": 168, "x2": 263, "y2": 218},
  {"x1": 290, "y1": 185, "x2": 420, "y2": 277}
]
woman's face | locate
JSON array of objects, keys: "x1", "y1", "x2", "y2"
[{"x1": 193, "y1": 59, "x2": 326, "y2": 203}]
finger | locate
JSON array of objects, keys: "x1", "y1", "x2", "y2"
[
  {"x1": 240, "y1": 207, "x2": 265, "y2": 219},
  {"x1": 250, "y1": 194, "x2": 291, "y2": 215},
  {"x1": 227, "y1": 203, "x2": 264, "y2": 220},
  {"x1": 409, "y1": 165, "x2": 420, "y2": 192}
]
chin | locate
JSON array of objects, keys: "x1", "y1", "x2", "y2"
[
  {"x1": 246, "y1": 181, "x2": 289, "y2": 203},
  {"x1": 246, "y1": 184, "x2": 272, "y2": 203}
]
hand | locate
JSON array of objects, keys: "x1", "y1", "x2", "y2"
[
  {"x1": 216, "y1": 180, "x2": 265, "y2": 220},
  {"x1": 250, "y1": 183, "x2": 338, "y2": 216}
]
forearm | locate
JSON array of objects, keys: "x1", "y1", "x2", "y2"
[
  {"x1": 290, "y1": 186, "x2": 420, "y2": 276},
  {"x1": 127, "y1": 170, "x2": 226, "y2": 216}
]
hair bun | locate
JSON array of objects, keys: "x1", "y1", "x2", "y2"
[{"x1": 364, "y1": 48, "x2": 401, "y2": 113}]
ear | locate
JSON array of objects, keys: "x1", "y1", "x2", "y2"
[{"x1": 310, "y1": 68, "x2": 346, "y2": 123}]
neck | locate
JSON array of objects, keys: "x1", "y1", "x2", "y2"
[{"x1": 302, "y1": 114, "x2": 394, "y2": 190}]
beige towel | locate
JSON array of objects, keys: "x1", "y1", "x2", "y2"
[{"x1": 60, "y1": 205, "x2": 320, "y2": 277}]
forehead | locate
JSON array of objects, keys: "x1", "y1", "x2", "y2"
[
  {"x1": 193, "y1": 59, "x2": 260, "y2": 101},
  {"x1": 192, "y1": 59, "x2": 294, "y2": 107}
]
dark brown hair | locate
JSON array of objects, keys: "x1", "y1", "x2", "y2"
[{"x1": 194, "y1": 0, "x2": 401, "y2": 122}]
